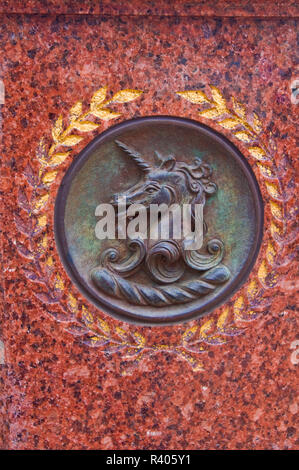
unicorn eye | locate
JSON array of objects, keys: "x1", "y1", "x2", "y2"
[{"x1": 146, "y1": 185, "x2": 158, "y2": 193}]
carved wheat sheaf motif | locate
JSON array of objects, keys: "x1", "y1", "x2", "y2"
[{"x1": 15, "y1": 85, "x2": 290, "y2": 374}]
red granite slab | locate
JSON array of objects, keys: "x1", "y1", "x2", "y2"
[
  {"x1": 0, "y1": 2, "x2": 298, "y2": 450},
  {"x1": 0, "y1": 0, "x2": 299, "y2": 17}
]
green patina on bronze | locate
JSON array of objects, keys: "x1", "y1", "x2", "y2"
[{"x1": 56, "y1": 117, "x2": 263, "y2": 324}]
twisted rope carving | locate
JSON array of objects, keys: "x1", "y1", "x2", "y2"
[{"x1": 91, "y1": 264, "x2": 231, "y2": 307}]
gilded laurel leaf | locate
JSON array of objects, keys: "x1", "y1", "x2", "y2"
[
  {"x1": 33, "y1": 194, "x2": 49, "y2": 212},
  {"x1": 36, "y1": 139, "x2": 48, "y2": 165},
  {"x1": 176, "y1": 90, "x2": 210, "y2": 104},
  {"x1": 232, "y1": 97, "x2": 246, "y2": 119},
  {"x1": 81, "y1": 306, "x2": 94, "y2": 325},
  {"x1": 233, "y1": 296, "x2": 244, "y2": 319},
  {"x1": 182, "y1": 326, "x2": 198, "y2": 343},
  {"x1": 116, "y1": 327, "x2": 129, "y2": 342},
  {"x1": 265, "y1": 181, "x2": 281, "y2": 199},
  {"x1": 67, "y1": 293, "x2": 78, "y2": 312},
  {"x1": 92, "y1": 108, "x2": 121, "y2": 120},
  {"x1": 266, "y1": 242, "x2": 277, "y2": 265},
  {"x1": 248, "y1": 146, "x2": 267, "y2": 161},
  {"x1": 256, "y1": 162, "x2": 275, "y2": 178},
  {"x1": 49, "y1": 152, "x2": 70, "y2": 166},
  {"x1": 176, "y1": 350, "x2": 204, "y2": 371},
  {"x1": 234, "y1": 131, "x2": 252, "y2": 142},
  {"x1": 64, "y1": 324, "x2": 89, "y2": 336},
  {"x1": 60, "y1": 135, "x2": 84, "y2": 146},
  {"x1": 210, "y1": 85, "x2": 227, "y2": 110},
  {"x1": 111, "y1": 89, "x2": 143, "y2": 103},
  {"x1": 97, "y1": 318, "x2": 110, "y2": 335},
  {"x1": 132, "y1": 332, "x2": 146, "y2": 347},
  {"x1": 252, "y1": 112, "x2": 262, "y2": 134},
  {"x1": 69, "y1": 101, "x2": 83, "y2": 122},
  {"x1": 199, "y1": 108, "x2": 222, "y2": 119},
  {"x1": 271, "y1": 222, "x2": 282, "y2": 239},
  {"x1": 199, "y1": 319, "x2": 214, "y2": 337},
  {"x1": 218, "y1": 118, "x2": 240, "y2": 129},
  {"x1": 52, "y1": 115, "x2": 63, "y2": 143},
  {"x1": 257, "y1": 260, "x2": 268, "y2": 285},
  {"x1": 83, "y1": 336, "x2": 109, "y2": 348},
  {"x1": 182, "y1": 344, "x2": 205, "y2": 354},
  {"x1": 204, "y1": 334, "x2": 227, "y2": 345},
  {"x1": 269, "y1": 201, "x2": 283, "y2": 220},
  {"x1": 247, "y1": 279, "x2": 258, "y2": 300},
  {"x1": 73, "y1": 121, "x2": 99, "y2": 132},
  {"x1": 38, "y1": 234, "x2": 48, "y2": 253},
  {"x1": 37, "y1": 215, "x2": 47, "y2": 228},
  {"x1": 42, "y1": 170, "x2": 57, "y2": 185},
  {"x1": 90, "y1": 86, "x2": 107, "y2": 111},
  {"x1": 216, "y1": 308, "x2": 230, "y2": 330},
  {"x1": 54, "y1": 274, "x2": 64, "y2": 291}
]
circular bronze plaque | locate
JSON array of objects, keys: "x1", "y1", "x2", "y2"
[{"x1": 55, "y1": 116, "x2": 263, "y2": 325}]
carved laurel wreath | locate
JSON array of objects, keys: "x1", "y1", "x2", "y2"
[{"x1": 15, "y1": 85, "x2": 288, "y2": 375}]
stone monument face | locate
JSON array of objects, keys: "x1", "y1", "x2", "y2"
[{"x1": 0, "y1": 1, "x2": 298, "y2": 451}]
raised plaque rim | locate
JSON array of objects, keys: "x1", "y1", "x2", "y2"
[{"x1": 54, "y1": 116, "x2": 264, "y2": 325}]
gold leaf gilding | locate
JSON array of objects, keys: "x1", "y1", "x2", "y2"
[
  {"x1": 265, "y1": 182, "x2": 281, "y2": 200},
  {"x1": 97, "y1": 318, "x2": 110, "y2": 335},
  {"x1": 90, "y1": 86, "x2": 107, "y2": 109},
  {"x1": 34, "y1": 194, "x2": 49, "y2": 212},
  {"x1": 73, "y1": 121, "x2": 99, "y2": 132},
  {"x1": 209, "y1": 85, "x2": 227, "y2": 110},
  {"x1": 49, "y1": 152, "x2": 70, "y2": 166},
  {"x1": 232, "y1": 97, "x2": 246, "y2": 119},
  {"x1": 266, "y1": 242, "x2": 277, "y2": 265},
  {"x1": 60, "y1": 135, "x2": 84, "y2": 146},
  {"x1": 199, "y1": 108, "x2": 222, "y2": 119},
  {"x1": 234, "y1": 131, "x2": 252, "y2": 142},
  {"x1": 252, "y1": 113, "x2": 263, "y2": 134},
  {"x1": 217, "y1": 308, "x2": 229, "y2": 330},
  {"x1": 218, "y1": 118, "x2": 239, "y2": 129},
  {"x1": 52, "y1": 115, "x2": 63, "y2": 143},
  {"x1": 42, "y1": 170, "x2": 58, "y2": 185},
  {"x1": 270, "y1": 201, "x2": 283, "y2": 220},
  {"x1": 248, "y1": 146, "x2": 267, "y2": 161},
  {"x1": 176, "y1": 90, "x2": 210, "y2": 104},
  {"x1": 247, "y1": 280, "x2": 258, "y2": 300},
  {"x1": 37, "y1": 215, "x2": 47, "y2": 227},
  {"x1": 200, "y1": 319, "x2": 214, "y2": 337},
  {"x1": 257, "y1": 162, "x2": 275, "y2": 178},
  {"x1": 69, "y1": 101, "x2": 83, "y2": 122},
  {"x1": 111, "y1": 89, "x2": 143, "y2": 103},
  {"x1": 233, "y1": 296, "x2": 244, "y2": 318},
  {"x1": 258, "y1": 260, "x2": 268, "y2": 284},
  {"x1": 92, "y1": 108, "x2": 121, "y2": 120},
  {"x1": 182, "y1": 326, "x2": 198, "y2": 343},
  {"x1": 68, "y1": 293, "x2": 78, "y2": 312},
  {"x1": 54, "y1": 274, "x2": 64, "y2": 291}
]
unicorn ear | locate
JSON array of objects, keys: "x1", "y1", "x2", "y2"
[
  {"x1": 154, "y1": 151, "x2": 163, "y2": 164},
  {"x1": 159, "y1": 155, "x2": 176, "y2": 171}
]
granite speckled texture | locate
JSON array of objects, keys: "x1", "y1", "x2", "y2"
[
  {"x1": 0, "y1": 1, "x2": 298, "y2": 450},
  {"x1": 1, "y1": 1, "x2": 299, "y2": 17}
]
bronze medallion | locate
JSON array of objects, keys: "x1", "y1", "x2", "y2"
[{"x1": 55, "y1": 116, "x2": 263, "y2": 324}]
